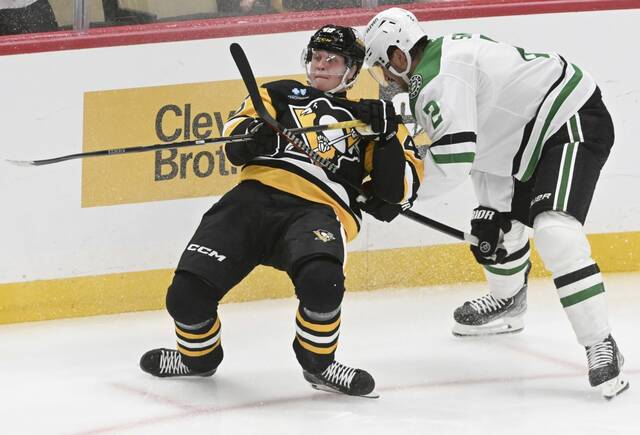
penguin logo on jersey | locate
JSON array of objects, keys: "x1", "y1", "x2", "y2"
[
  {"x1": 290, "y1": 98, "x2": 361, "y2": 168},
  {"x1": 313, "y1": 229, "x2": 336, "y2": 242}
]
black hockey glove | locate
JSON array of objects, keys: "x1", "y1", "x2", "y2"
[
  {"x1": 354, "y1": 99, "x2": 398, "y2": 142},
  {"x1": 469, "y1": 206, "x2": 512, "y2": 265},
  {"x1": 245, "y1": 119, "x2": 279, "y2": 157},
  {"x1": 360, "y1": 196, "x2": 411, "y2": 222},
  {"x1": 358, "y1": 182, "x2": 412, "y2": 223}
]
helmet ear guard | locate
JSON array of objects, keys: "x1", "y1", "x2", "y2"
[
  {"x1": 363, "y1": 7, "x2": 427, "y2": 86},
  {"x1": 302, "y1": 24, "x2": 366, "y2": 94}
]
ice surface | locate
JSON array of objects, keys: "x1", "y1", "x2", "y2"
[{"x1": 2, "y1": 273, "x2": 637, "y2": 435}]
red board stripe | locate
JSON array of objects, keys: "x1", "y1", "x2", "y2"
[{"x1": 0, "y1": 0, "x2": 638, "y2": 56}]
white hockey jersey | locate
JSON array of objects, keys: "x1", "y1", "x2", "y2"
[{"x1": 411, "y1": 33, "x2": 596, "y2": 210}]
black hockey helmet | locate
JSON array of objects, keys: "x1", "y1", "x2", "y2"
[
  {"x1": 306, "y1": 25, "x2": 365, "y2": 69},
  {"x1": 302, "y1": 25, "x2": 365, "y2": 93}
]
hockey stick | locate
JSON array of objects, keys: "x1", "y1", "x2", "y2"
[
  {"x1": 401, "y1": 209, "x2": 478, "y2": 245},
  {"x1": 5, "y1": 120, "x2": 367, "y2": 167},
  {"x1": 5, "y1": 133, "x2": 253, "y2": 167},
  {"x1": 229, "y1": 42, "x2": 477, "y2": 246}
]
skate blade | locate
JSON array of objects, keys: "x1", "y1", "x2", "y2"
[
  {"x1": 600, "y1": 375, "x2": 630, "y2": 400},
  {"x1": 308, "y1": 382, "x2": 380, "y2": 399},
  {"x1": 452, "y1": 316, "x2": 524, "y2": 337}
]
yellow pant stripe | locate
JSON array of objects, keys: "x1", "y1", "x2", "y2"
[
  {"x1": 296, "y1": 337, "x2": 338, "y2": 355},
  {"x1": 295, "y1": 310, "x2": 340, "y2": 333},
  {"x1": 176, "y1": 317, "x2": 220, "y2": 340}
]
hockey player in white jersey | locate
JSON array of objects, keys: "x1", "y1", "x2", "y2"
[{"x1": 363, "y1": 7, "x2": 628, "y2": 398}]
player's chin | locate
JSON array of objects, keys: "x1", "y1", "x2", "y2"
[{"x1": 310, "y1": 77, "x2": 337, "y2": 92}]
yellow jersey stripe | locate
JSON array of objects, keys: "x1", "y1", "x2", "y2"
[{"x1": 240, "y1": 165, "x2": 359, "y2": 241}]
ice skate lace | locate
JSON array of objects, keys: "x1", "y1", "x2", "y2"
[
  {"x1": 586, "y1": 340, "x2": 614, "y2": 370},
  {"x1": 159, "y1": 349, "x2": 191, "y2": 375},
  {"x1": 469, "y1": 294, "x2": 508, "y2": 313},
  {"x1": 322, "y1": 362, "x2": 357, "y2": 388}
]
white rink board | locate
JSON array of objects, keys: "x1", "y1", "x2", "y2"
[{"x1": 1, "y1": 9, "x2": 639, "y2": 283}]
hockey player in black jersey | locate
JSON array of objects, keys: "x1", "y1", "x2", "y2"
[{"x1": 139, "y1": 25, "x2": 423, "y2": 398}]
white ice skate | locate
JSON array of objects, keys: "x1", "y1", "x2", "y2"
[
  {"x1": 586, "y1": 335, "x2": 630, "y2": 399},
  {"x1": 452, "y1": 284, "x2": 527, "y2": 336}
]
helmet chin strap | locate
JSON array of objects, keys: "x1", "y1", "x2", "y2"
[
  {"x1": 389, "y1": 50, "x2": 413, "y2": 84},
  {"x1": 307, "y1": 65, "x2": 355, "y2": 94},
  {"x1": 326, "y1": 67, "x2": 354, "y2": 94}
]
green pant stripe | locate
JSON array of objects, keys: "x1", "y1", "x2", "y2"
[
  {"x1": 485, "y1": 260, "x2": 530, "y2": 276},
  {"x1": 554, "y1": 142, "x2": 576, "y2": 210},
  {"x1": 568, "y1": 114, "x2": 581, "y2": 142},
  {"x1": 560, "y1": 283, "x2": 605, "y2": 307}
]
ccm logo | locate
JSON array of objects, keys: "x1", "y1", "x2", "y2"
[
  {"x1": 187, "y1": 243, "x2": 227, "y2": 262},
  {"x1": 472, "y1": 209, "x2": 495, "y2": 220}
]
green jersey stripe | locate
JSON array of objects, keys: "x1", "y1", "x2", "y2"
[
  {"x1": 432, "y1": 152, "x2": 475, "y2": 164},
  {"x1": 521, "y1": 64, "x2": 584, "y2": 181}
]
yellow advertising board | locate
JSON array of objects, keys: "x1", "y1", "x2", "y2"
[{"x1": 81, "y1": 74, "x2": 379, "y2": 207}]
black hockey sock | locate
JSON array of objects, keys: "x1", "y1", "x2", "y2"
[
  {"x1": 293, "y1": 305, "x2": 340, "y2": 374},
  {"x1": 175, "y1": 315, "x2": 224, "y2": 372}
]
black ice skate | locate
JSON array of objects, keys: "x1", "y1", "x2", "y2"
[
  {"x1": 452, "y1": 282, "x2": 527, "y2": 337},
  {"x1": 303, "y1": 361, "x2": 378, "y2": 398},
  {"x1": 140, "y1": 348, "x2": 216, "y2": 378},
  {"x1": 586, "y1": 335, "x2": 629, "y2": 399}
]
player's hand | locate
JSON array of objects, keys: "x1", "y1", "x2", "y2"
[
  {"x1": 246, "y1": 119, "x2": 279, "y2": 156},
  {"x1": 469, "y1": 206, "x2": 512, "y2": 265},
  {"x1": 357, "y1": 181, "x2": 411, "y2": 223},
  {"x1": 354, "y1": 99, "x2": 398, "y2": 141},
  {"x1": 360, "y1": 196, "x2": 411, "y2": 222}
]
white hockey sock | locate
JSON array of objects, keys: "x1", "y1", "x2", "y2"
[
  {"x1": 533, "y1": 211, "x2": 610, "y2": 346},
  {"x1": 484, "y1": 220, "x2": 530, "y2": 299}
]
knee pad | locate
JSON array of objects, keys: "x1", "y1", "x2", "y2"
[
  {"x1": 533, "y1": 211, "x2": 593, "y2": 276},
  {"x1": 166, "y1": 271, "x2": 222, "y2": 324},
  {"x1": 293, "y1": 257, "x2": 345, "y2": 313}
]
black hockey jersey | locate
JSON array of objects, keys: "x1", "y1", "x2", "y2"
[{"x1": 223, "y1": 79, "x2": 423, "y2": 241}]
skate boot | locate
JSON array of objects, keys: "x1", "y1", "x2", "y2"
[
  {"x1": 140, "y1": 348, "x2": 216, "y2": 378},
  {"x1": 586, "y1": 335, "x2": 629, "y2": 399},
  {"x1": 452, "y1": 283, "x2": 527, "y2": 336},
  {"x1": 303, "y1": 360, "x2": 378, "y2": 398}
]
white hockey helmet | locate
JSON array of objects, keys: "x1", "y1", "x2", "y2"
[{"x1": 363, "y1": 7, "x2": 427, "y2": 86}]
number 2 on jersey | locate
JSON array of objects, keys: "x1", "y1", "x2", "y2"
[{"x1": 424, "y1": 100, "x2": 443, "y2": 129}]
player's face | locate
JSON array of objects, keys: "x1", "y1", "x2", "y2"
[
  {"x1": 386, "y1": 49, "x2": 410, "y2": 91},
  {"x1": 382, "y1": 66, "x2": 408, "y2": 91},
  {"x1": 367, "y1": 48, "x2": 409, "y2": 91},
  {"x1": 308, "y1": 49, "x2": 351, "y2": 92}
]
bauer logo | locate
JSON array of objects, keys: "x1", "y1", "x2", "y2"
[
  {"x1": 531, "y1": 192, "x2": 552, "y2": 206},
  {"x1": 472, "y1": 209, "x2": 495, "y2": 220},
  {"x1": 81, "y1": 72, "x2": 379, "y2": 208}
]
